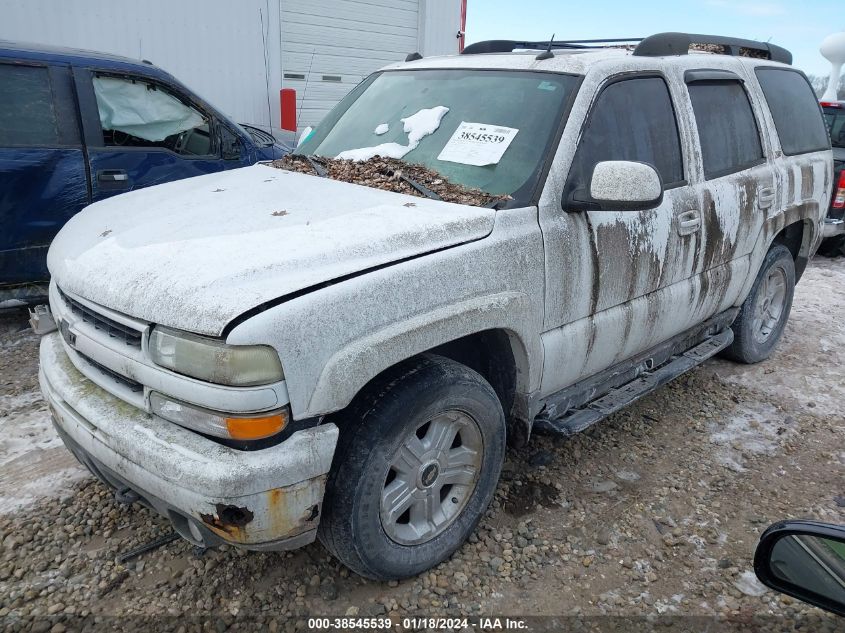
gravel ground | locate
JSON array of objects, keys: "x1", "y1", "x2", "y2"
[{"x1": 1, "y1": 258, "x2": 844, "y2": 633}]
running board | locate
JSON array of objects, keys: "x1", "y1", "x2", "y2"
[{"x1": 533, "y1": 329, "x2": 733, "y2": 437}]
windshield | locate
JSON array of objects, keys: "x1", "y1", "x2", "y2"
[
  {"x1": 296, "y1": 69, "x2": 579, "y2": 201},
  {"x1": 824, "y1": 107, "x2": 845, "y2": 149}
]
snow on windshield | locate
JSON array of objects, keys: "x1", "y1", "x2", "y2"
[{"x1": 337, "y1": 106, "x2": 449, "y2": 162}]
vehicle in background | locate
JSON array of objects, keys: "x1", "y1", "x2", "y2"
[
  {"x1": 819, "y1": 100, "x2": 845, "y2": 255},
  {"x1": 0, "y1": 41, "x2": 290, "y2": 306},
  {"x1": 755, "y1": 520, "x2": 845, "y2": 617}
]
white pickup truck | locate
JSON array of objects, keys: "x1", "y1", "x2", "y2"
[{"x1": 36, "y1": 33, "x2": 832, "y2": 580}]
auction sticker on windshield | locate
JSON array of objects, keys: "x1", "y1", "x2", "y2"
[{"x1": 437, "y1": 122, "x2": 518, "y2": 166}]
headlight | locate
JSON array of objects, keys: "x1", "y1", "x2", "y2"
[
  {"x1": 150, "y1": 392, "x2": 288, "y2": 440},
  {"x1": 149, "y1": 327, "x2": 283, "y2": 386}
]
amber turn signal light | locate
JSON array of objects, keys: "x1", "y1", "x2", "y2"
[{"x1": 225, "y1": 410, "x2": 288, "y2": 440}]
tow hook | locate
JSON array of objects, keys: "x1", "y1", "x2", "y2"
[{"x1": 115, "y1": 486, "x2": 140, "y2": 505}]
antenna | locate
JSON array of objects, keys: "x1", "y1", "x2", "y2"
[
  {"x1": 297, "y1": 49, "x2": 316, "y2": 138},
  {"x1": 536, "y1": 34, "x2": 556, "y2": 60},
  {"x1": 259, "y1": 5, "x2": 273, "y2": 128}
]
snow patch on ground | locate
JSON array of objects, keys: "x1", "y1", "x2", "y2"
[
  {"x1": 0, "y1": 389, "x2": 88, "y2": 513},
  {"x1": 0, "y1": 408, "x2": 64, "y2": 466},
  {"x1": 709, "y1": 403, "x2": 796, "y2": 472},
  {"x1": 711, "y1": 257, "x2": 845, "y2": 416},
  {"x1": 337, "y1": 106, "x2": 449, "y2": 161},
  {"x1": 733, "y1": 571, "x2": 769, "y2": 597}
]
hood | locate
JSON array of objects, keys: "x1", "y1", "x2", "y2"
[{"x1": 48, "y1": 164, "x2": 495, "y2": 335}]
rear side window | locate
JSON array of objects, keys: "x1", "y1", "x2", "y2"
[
  {"x1": 0, "y1": 64, "x2": 60, "y2": 146},
  {"x1": 756, "y1": 68, "x2": 830, "y2": 155},
  {"x1": 568, "y1": 76, "x2": 684, "y2": 191},
  {"x1": 688, "y1": 80, "x2": 764, "y2": 179}
]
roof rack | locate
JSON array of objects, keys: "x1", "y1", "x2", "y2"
[
  {"x1": 633, "y1": 32, "x2": 792, "y2": 65},
  {"x1": 461, "y1": 33, "x2": 792, "y2": 65},
  {"x1": 461, "y1": 38, "x2": 642, "y2": 55}
]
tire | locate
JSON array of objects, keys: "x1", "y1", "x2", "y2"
[
  {"x1": 722, "y1": 244, "x2": 795, "y2": 364},
  {"x1": 318, "y1": 354, "x2": 506, "y2": 580},
  {"x1": 818, "y1": 236, "x2": 845, "y2": 258}
]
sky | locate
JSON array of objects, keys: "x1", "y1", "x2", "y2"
[{"x1": 465, "y1": 0, "x2": 844, "y2": 78}]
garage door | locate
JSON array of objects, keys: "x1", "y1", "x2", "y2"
[{"x1": 281, "y1": 0, "x2": 421, "y2": 130}]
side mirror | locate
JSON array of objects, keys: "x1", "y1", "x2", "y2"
[
  {"x1": 219, "y1": 125, "x2": 243, "y2": 160},
  {"x1": 754, "y1": 520, "x2": 845, "y2": 616},
  {"x1": 567, "y1": 161, "x2": 664, "y2": 211}
]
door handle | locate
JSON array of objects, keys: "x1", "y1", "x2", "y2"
[
  {"x1": 97, "y1": 169, "x2": 128, "y2": 182},
  {"x1": 758, "y1": 187, "x2": 776, "y2": 209},
  {"x1": 677, "y1": 209, "x2": 701, "y2": 236}
]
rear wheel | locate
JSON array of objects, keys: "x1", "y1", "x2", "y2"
[
  {"x1": 318, "y1": 355, "x2": 506, "y2": 580},
  {"x1": 723, "y1": 244, "x2": 795, "y2": 364}
]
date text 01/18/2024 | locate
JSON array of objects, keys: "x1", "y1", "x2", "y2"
[{"x1": 307, "y1": 617, "x2": 529, "y2": 630}]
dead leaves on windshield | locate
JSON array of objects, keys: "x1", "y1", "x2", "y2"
[{"x1": 271, "y1": 155, "x2": 509, "y2": 207}]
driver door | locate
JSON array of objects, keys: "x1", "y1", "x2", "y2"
[
  {"x1": 539, "y1": 74, "x2": 702, "y2": 395},
  {"x1": 74, "y1": 68, "x2": 240, "y2": 202}
]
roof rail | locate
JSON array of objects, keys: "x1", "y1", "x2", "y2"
[
  {"x1": 461, "y1": 38, "x2": 642, "y2": 55},
  {"x1": 633, "y1": 32, "x2": 792, "y2": 65}
]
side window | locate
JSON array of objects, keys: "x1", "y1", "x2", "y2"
[
  {"x1": 755, "y1": 68, "x2": 830, "y2": 155},
  {"x1": 92, "y1": 75, "x2": 214, "y2": 156},
  {"x1": 688, "y1": 80, "x2": 764, "y2": 179},
  {"x1": 825, "y1": 109, "x2": 845, "y2": 149},
  {"x1": 568, "y1": 77, "x2": 684, "y2": 196},
  {"x1": 0, "y1": 64, "x2": 60, "y2": 146}
]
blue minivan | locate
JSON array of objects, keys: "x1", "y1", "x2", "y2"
[{"x1": 1, "y1": 41, "x2": 289, "y2": 303}]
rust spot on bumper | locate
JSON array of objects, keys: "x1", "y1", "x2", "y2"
[{"x1": 199, "y1": 503, "x2": 255, "y2": 538}]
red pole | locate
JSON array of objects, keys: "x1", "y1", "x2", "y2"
[{"x1": 280, "y1": 88, "x2": 297, "y2": 132}]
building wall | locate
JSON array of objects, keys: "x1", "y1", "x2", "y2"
[
  {"x1": 0, "y1": 0, "x2": 283, "y2": 128},
  {"x1": 0, "y1": 0, "x2": 462, "y2": 132}
]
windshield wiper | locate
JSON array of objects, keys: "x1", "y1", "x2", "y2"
[
  {"x1": 399, "y1": 174, "x2": 442, "y2": 201},
  {"x1": 304, "y1": 155, "x2": 327, "y2": 178}
]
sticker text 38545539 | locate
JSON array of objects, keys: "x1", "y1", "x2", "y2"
[{"x1": 437, "y1": 122, "x2": 519, "y2": 167}]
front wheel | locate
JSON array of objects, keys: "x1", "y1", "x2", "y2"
[
  {"x1": 722, "y1": 244, "x2": 795, "y2": 364},
  {"x1": 318, "y1": 355, "x2": 506, "y2": 580}
]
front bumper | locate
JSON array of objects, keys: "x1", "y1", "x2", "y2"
[{"x1": 39, "y1": 332, "x2": 339, "y2": 550}]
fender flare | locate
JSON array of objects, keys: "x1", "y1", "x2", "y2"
[
  {"x1": 304, "y1": 292, "x2": 541, "y2": 417},
  {"x1": 737, "y1": 206, "x2": 819, "y2": 305}
]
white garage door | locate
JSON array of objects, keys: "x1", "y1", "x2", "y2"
[{"x1": 281, "y1": 0, "x2": 421, "y2": 130}]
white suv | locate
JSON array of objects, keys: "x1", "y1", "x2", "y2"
[{"x1": 37, "y1": 32, "x2": 833, "y2": 580}]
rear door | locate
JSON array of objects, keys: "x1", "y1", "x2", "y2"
[
  {"x1": 0, "y1": 61, "x2": 88, "y2": 285},
  {"x1": 684, "y1": 71, "x2": 774, "y2": 285},
  {"x1": 73, "y1": 68, "x2": 249, "y2": 202},
  {"x1": 754, "y1": 68, "x2": 836, "y2": 229}
]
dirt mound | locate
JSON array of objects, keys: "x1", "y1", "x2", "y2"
[{"x1": 271, "y1": 155, "x2": 509, "y2": 207}]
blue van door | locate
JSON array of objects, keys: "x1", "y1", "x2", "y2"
[
  {"x1": 0, "y1": 63, "x2": 89, "y2": 285},
  {"x1": 73, "y1": 69, "x2": 248, "y2": 202}
]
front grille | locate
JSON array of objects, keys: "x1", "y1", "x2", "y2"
[
  {"x1": 58, "y1": 288, "x2": 142, "y2": 348},
  {"x1": 78, "y1": 351, "x2": 143, "y2": 393}
]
